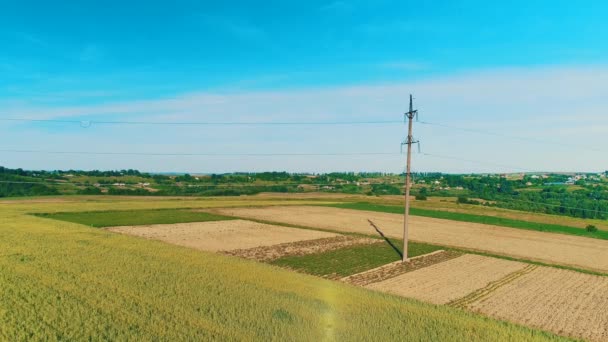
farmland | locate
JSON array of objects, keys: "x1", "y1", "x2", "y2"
[
  {"x1": 328, "y1": 202, "x2": 608, "y2": 239},
  {"x1": 366, "y1": 254, "x2": 528, "y2": 305},
  {"x1": 362, "y1": 252, "x2": 608, "y2": 341},
  {"x1": 37, "y1": 208, "x2": 234, "y2": 227},
  {"x1": 271, "y1": 239, "x2": 443, "y2": 278},
  {"x1": 212, "y1": 205, "x2": 608, "y2": 273},
  {"x1": 0, "y1": 196, "x2": 569, "y2": 341},
  {"x1": 465, "y1": 266, "x2": 608, "y2": 342},
  {"x1": 109, "y1": 220, "x2": 338, "y2": 252}
]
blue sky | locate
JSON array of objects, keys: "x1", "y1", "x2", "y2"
[{"x1": 1, "y1": 1, "x2": 607, "y2": 173}]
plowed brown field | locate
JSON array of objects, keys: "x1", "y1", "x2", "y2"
[
  {"x1": 212, "y1": 206, "x2": 608, "y2": 272},
  {"x1": 108, "y1": 219, "x2": 337, "y2": 252},
  {"x1": 366, "y1": 254, "x2": 527, "y2": 304}
]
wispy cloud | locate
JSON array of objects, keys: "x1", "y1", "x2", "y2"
[{"x1": 2, "y1": 65, "x2": 607, "y2": 172}]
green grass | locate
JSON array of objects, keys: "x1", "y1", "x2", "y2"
[
  {"x1": 326, "y1": 202, "x2": 608, "y2": 240},
  {"x1": 0, "y1": 199, "x2": 570, "y2": 341},
  {"x1": 272, "y1": 239, "x2": 443, "y2": 278},
  {"x1": 35, "y1": 208, "x2": 234, "y2": 227}
]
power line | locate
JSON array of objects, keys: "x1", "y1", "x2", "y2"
[
  {"x1": 2, "y1": 116, "x2": 604, "y2": 153},
  {"x1": 419, "y1": 120, "x2": 606, "y2": 153},
  {"x1": 0, "y1": 149, "x2": 401, "y2": 157},
  {"x1": 0, "y1": 147, "x2": 591, "y2": 173},
  {"x1": 420, "y1": 152, "x2": 539, "y2": 173},
  {"x1": 0, "y1": 117, "x2": 402, "y2": 126}
]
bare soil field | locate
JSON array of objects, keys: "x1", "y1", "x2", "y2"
[
  {"x1": 365, "y1": 254, "x2": 527, "y2": 304},
  {"x1": 222, "y1": 235, "x2": 378, "y2": 261},
  {"x1": 108, "y1": 219, "x2": 338, "y2": 252},
  {"x1": 341, "y1": 250, "x2": 462, "y2": 286},
  {"x1": 213, "y1": 206, "x2": 608, "y2": 272},
  {"x1": 252, "y1": 192, "x2": 608, "y2": 230},
  {"x1": 465, "y1": 266, "x2": 608, "y2": 342},
  {"x1": 411, "y1": 200, "x2": 608, "y2": 231}
]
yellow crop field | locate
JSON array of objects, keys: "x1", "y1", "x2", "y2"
[{"x1": 0, "y1": 198, "x2": 567, "y2": 341}]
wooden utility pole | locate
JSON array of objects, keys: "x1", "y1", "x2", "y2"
[{"x1": 402, "y1": 94, "x2": 418, "y2": 262}]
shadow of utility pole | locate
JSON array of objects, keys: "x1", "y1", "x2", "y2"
[{"x1": 367, "y1": 219, "x2": 403, "y2": 259}]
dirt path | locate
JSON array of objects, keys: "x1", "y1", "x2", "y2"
[
  {"x1": 108, "y1": 219, "x2": 338, "y2": 252},
  {"x1": 365, "y1": 254, "x2": 527, "y2": 305},
  {"x1": 212, "y1": 206, "x2": 608, "y2": 272}
]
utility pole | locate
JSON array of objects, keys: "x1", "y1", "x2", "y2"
[{"x1": 402, "y1": 94, "x2": 418, "y2": 262}]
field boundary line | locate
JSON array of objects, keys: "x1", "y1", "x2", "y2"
[{"x1": 449, "y1": 264, "x2": 539, "y2": 309}]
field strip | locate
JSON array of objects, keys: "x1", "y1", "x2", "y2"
[
  {"x1": 211, "y1": 206, "x2": 608, "y2": 273},
  {"x1": 107, "y1": 219, "x2": 338, "y2": 252},
  {"x1": 448, "y1": 264, "x2": 539, "y2": 308},
  {"x1": 221, "y1": 235, "x2": 379, "y2": 261},
  {"x1": 365, "y1": 254, "x2": 528, "y2": 305},
  {"x1": 464, "y1": 266, "x2": 608, "y2": 342},
  {"x1": 340, "y1": 250, "x2": 462, "y2": 286}
]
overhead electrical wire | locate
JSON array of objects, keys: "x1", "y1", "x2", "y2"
[
  {"x1": 418, "y1": 120, "x2": 606, "y2": 153},
  {"x1": 420, "y1": 152, "x2": 540, "y2": 173},
  {"x1": 0, "y1": 149, "x2": 400, "y2": 157},
  {"x1": 0, "y1": 148, "x2": 572, "y2": 173},
  {"x1": 3, "y1": 115, "x2": 604, "y2": 153},
  {"x1": 0, "y1": 117, "x2": 402, "y2": 126}
]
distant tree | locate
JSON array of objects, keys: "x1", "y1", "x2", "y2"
[
  {"x1": 586, "y1": 225, "x2": 598, "y2": 233},
  {"x1": 457, "y1": 196, "x2": 470, "y2": 204}
]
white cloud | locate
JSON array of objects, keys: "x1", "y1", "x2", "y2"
[{"x1": 2, "y1": 65, "x2": 607, "y2": 172}]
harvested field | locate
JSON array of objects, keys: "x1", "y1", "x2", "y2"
[
  {"x1": 222, "y1": 235, "x2": 378, "y2": 261},
  {"x1": 213, "y1": 206, "x2": 608, "y2": 272},
  {"x1": 341, "y1": 250, "x2": 462, "y2": 286},
  {"x1": 108, "y1": 219, "x2": 337, "y2": 252},
  {"x1": 465, "y1": 266, "x2": 608, "y2": 342},
  {"x1": 366, "y1": 254, "x2": 527, "y2": 304}
]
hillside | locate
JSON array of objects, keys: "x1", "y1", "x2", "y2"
[{"x1": 0, "y1": 196, "x2": 566, "y2": 341}]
